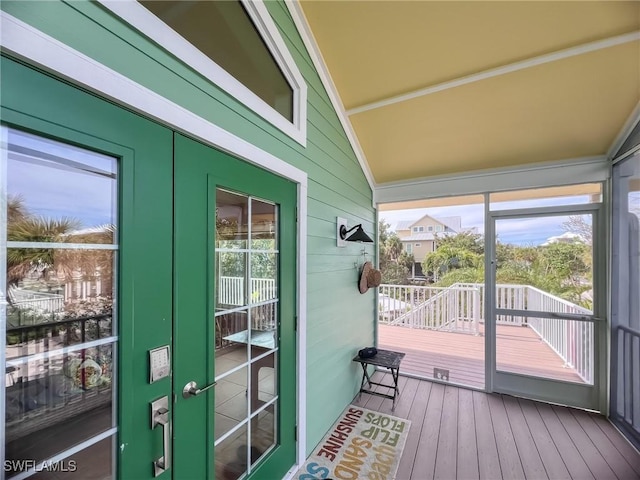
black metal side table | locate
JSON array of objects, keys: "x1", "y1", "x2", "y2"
[{"x1": 352, "y1": 349, "x2": 405, "y2": 411}]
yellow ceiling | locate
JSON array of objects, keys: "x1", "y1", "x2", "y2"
[{"x1": 299, "y1": 1, "x2": 640, "y2": 185}]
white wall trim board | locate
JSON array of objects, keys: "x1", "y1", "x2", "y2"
[
  {"x1": 347, "y1": 31, "x2": 640, "y2": 116},
  {"x1": 608, "y1": 101, "x2": 640, "y2": 162},
  {"x1": 1, "y1": 9, "x2": 308, "y2": 469},
  {"x1": 296, "y1": 183, "x2": 308, "y2": 465},
  {"x1": 375, "y1": 156, "x2": 609, "y2": 204},
  {"x1": 285, "y1": 0, "x2": 376, "y2": 196},
  {"x1": 98, "y1": 0, "x2": 308, "y2": 146}
]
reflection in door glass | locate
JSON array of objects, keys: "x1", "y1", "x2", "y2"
[
  {"x1": 2, "y1": 128, "x2": 117, "y2": 478},
  {"x1": 214, "y1": 188, "x2": 279, "y2": 477},
  {"x1": 495, "y1": 214, "x2": 595, "y2": 384}
]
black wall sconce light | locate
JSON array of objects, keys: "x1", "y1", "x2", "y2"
[{"x1": 337, "y1": 217, "x2": 374, "y2": 247}]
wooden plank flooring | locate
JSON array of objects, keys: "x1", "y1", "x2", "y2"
[
  {"x1": 378, "y1": 323, "x2": 583, "y2": 388},
  {"x1": 353, "y1": 373, "x2": 640, "y2": 480}
]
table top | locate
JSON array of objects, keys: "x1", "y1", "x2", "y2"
[
  {"x1": 223, "y1": 329, "x2": 275, "y2": 350},
  {"x1": 352, "y1": 348, "x2": 405, "y2": 369}
]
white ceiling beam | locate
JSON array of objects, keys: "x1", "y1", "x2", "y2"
[
  {"x1": 607, "y1": 100, "x2": 640, "y2": 162},
  {"x1": 347, "y1": 31, "x2": 640, "y2": 116},
  {"x1": 375, "y1": 156, "x2": 609, "y2": 204}
]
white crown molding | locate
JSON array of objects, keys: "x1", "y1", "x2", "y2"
[
  {"x1": 348, "y1": 31, "x2": 640, "y2": 116},
  {"x1": 98, "y1": 0, "x2": 308, "y2": 146},
  {"x1": 285, "y1": 0, "x2": 376, "y2": 198},
  {"x1": 375, "y1": 156, "x2": 609, "y2": 204},
  {"x1": 608, "y1": 100, "x2": 640, "y2": 162}
]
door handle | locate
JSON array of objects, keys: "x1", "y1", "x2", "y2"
[
  {"x1": 150, "y1": 396, "x2": 170, "y2": 477},
  {"x1": 182, "y1": 380, "x2": 217, "y2": 398}
]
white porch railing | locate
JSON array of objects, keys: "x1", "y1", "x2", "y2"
[
  {"x1": 380, "y1": 284, "x2": 480, "y2": 334},
  {"x1": 378, "y1": 283, "x2": 595, "y2": 383},
  {"x1": 525, "y1": 286, "x2": 594, "y2": 383},
  {"x1": 218, "y1": 277, "x2": 276, "y2": 306},
  {"x1": 7, "y1": 287, "x2": 64, "y2": 313},
  {"x1": 217, "y1": 277, "x2": 276, "y2": 331}
]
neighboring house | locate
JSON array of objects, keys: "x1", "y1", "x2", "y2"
[{"x1": 395, "y1": 215, "x2": 476, "y2": 277}]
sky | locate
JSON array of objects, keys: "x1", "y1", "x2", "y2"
[{"x1": 7, "y1": 128, "x2": 117, "y2": 229}]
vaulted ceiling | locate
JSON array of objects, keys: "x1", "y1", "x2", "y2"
[{"x1": 298, "y1": 1, "x2": 640, "y2": 185}]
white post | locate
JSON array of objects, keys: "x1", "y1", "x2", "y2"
[{"x1": 473, "y1": 287, "x2": 480, "y2": 334}]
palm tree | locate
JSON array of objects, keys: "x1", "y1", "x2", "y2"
[{"x1": 6, "y1": 194, "x2": 115, "y2": 296}]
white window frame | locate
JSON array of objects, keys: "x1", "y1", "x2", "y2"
[
  {"x1": 412, "y1": 226, "x2": 424, "y2": 233},
  {"x1": 427, "y1": 226, "x2": 434, "y2": 232},
  {"x1": 405, "y1": 243, "x2": 413, "y2": 254},
  {"x1": 98, "y1": 0, "x2": 308, "y2": 146},
  {"x1": 414, "y1": 243, "x2": 421, "y2": 247}
]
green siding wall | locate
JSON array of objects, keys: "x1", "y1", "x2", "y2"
[{"x1": 1, "y1": 0, "x2": 375, "y2": 457}]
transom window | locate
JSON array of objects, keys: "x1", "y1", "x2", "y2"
[
  {"x1": 99, "y1": 1, "x2": 307, "y2": 144},
  {"x1": 141, "y1": 1, "x2": 293, "y2": 121}
]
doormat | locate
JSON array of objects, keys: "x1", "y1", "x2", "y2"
[{"x1": 294, "y1": 405, "x2": 410, "y2": 480}]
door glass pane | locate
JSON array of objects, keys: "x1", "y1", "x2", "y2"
[
  {"x1": 28, "y1": 436, "x2": 114, "y2": 479},
  {"x1": 2, "y1": 128, "x2": 117, "y2": 478},
  {"x1": 250, "y1": 409, "x2": 276, "y2": 468},
  {"x1": 214, "y1": 188, "x2": 279, "y2": 476},
  {"x1": 251, "y1": 199, "x2": 276, "y2": 247},
  {"x1": 214, "y1": 423, "x2": 248, "y2": 480},
  {"x1": 251, "y1": 252, "x2": 277, "y2": 302},
  {"x1": 215, "y1": 366, "x2": 248, "y2": 442},
  {"x1": 215, "y1": 311, "x2": 249, "y2": 377},
  {"x1": 494, "y1": 214, "x2": 595, "y2": 385},
  {"x1": 217, "y1": 190, "x2": 249, "y2": 250},
  {"x1": 252, "y1": 352, "x2": 276, "y2": 413}
]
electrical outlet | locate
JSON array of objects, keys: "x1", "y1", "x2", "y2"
[{"x1": 434, "y1": 368, "x2": 450, "y2": 381}]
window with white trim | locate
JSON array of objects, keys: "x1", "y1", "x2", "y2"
[
  {"x1": 414, "y1": 243, "x2": 421, "y2": 247},
  {"x1": 427, "y1": 226, "x2": 434, "y2": 232},
  {"x1": 405, "y1": 243, "x2": 413, "y2": 254},
  {"x1": 435, "y1": 225, "x2": 443, "y2": 232},
  {"x1": 412, "y1": 226, "x2": 424, "y2": 233},
  {"x1": 99, "y1": 0, "x2": 307, "y2": 145}
]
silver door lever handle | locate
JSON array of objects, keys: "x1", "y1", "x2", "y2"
[
  {"x1": 182, "y1": 380, "x2": 217, "y2": 398},
  {"x1": 150, "y1": 396, "x2": 170, "y2": 477}
]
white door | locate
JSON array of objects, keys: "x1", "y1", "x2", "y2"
[{"x1": 487, "y1": 204, "x2": 606, "y2": 411}]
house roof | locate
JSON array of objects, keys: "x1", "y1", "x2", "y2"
[
  {"x1": 297, "y1": 1, "x2": 640, "y2": 186},
  {"x1": 400, "y1": 233, "x2": 436, "y2": 242},
  {"x1": 394, "y1": 214, "x2": 462, "y2": 233}
]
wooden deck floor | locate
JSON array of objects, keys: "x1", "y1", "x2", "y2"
[
  {"x1": 353, "y1": 373, "x2": 640, "y2": 480},
  {"x1": 378, "y1": 323, "x2": 583, "y2": 388}
]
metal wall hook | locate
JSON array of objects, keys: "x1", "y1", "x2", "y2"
[{"x1": 354, "y1": 248, "x2": 371, "y2": 269}]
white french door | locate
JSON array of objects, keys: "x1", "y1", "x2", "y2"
[{"x1": 486, "y1": 203, "x2": 607, "y2": 411}]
